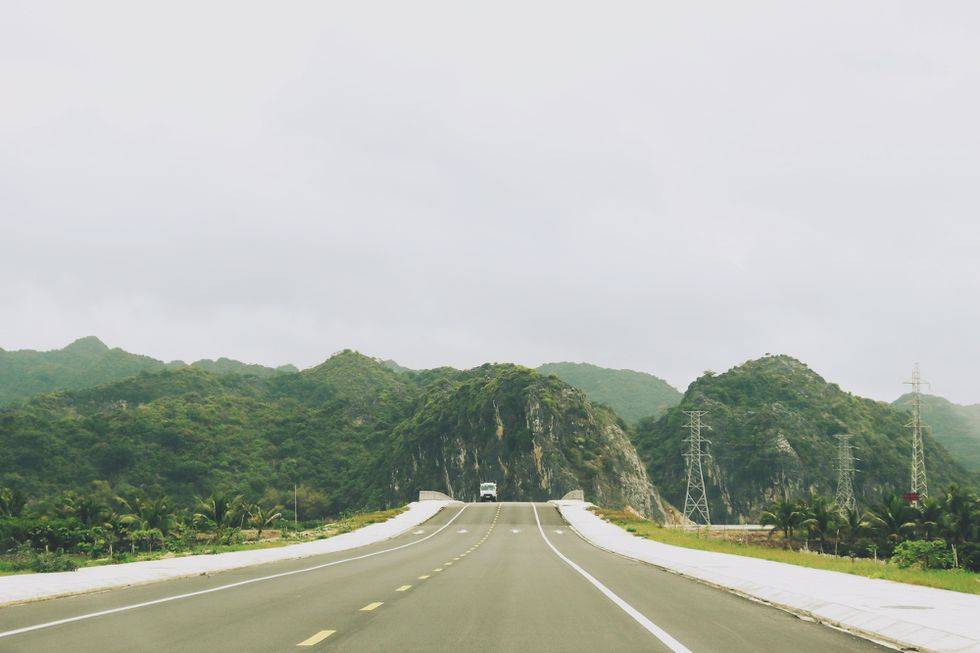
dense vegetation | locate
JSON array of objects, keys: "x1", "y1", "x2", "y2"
[
  {"x1": 593, "y1": 485, "x2": 980, "y2": 594},
  {"x1": 536, "y1": 362, "x2": 681, "y2": 424},
  {"x1": 0, "y1": 352, "x2": 667, "y2": 528},
  {"x1": 758, "y1": 487, "x2": 979, "y2": 571},
  {"x1": 893, "y1": 393, "x2": 980, "y2": 472},
  {"x1": 633, "y1": 356, "x2": 978, "y2": 523},
  {"x1": 0, "y1": 483, "x2": 405, "y2": 573},
  {"x1": 0, "y1": 336, "x2": 296, "y2": 407}
]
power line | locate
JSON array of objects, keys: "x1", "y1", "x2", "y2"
[{"x1": 682, "y1": 410, "x2": 711, "y2": 526}]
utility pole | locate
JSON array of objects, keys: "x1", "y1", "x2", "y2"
[
  {"x1": 294, "y1": 483, "x2": 298, "y2": 527},
  {"x1": 834, "y1": 434, "x2": 857, "y2": 512},
  {"x1": 904, "y1": 364, "x2": 929, "y2": 504},
  {"x1": 682, "y1": 410, "x2": 711, "y2": 526}
]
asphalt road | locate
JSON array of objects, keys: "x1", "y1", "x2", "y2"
[{"x1": 0, "y1": 503, "x2": 891, "y2": 652}]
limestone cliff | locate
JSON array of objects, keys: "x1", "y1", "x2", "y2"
[{"x1": 384, "y1": 364, "x2": 673, "y2": 521}]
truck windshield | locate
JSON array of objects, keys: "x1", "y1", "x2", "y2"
[{"x1": 481, "y1": 484, "x2": 495, "y2": 491}]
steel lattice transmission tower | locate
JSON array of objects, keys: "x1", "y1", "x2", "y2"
[
  {"x1": 682, "y1": 410, "x2": 711, "y2": 526},
  {"x1": 834, "y1": 434, "x2": 858, "y2": 512},
  {"x1": 904, "y1": 364, "x2": 929, "y2": 503}
]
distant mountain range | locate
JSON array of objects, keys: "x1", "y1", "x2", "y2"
[
  {"x1": 892, "y1": 393, "x2": 980, "y2": 472},
  {"x1": 536, "y1": 362, "x2": 681, "y2": 424},
  {"x1": 1, "y1": 338, "x2": 976, "y2": 522},
  {"x1": 0, "y1": 337, "x2": 297, "y2": 406}
]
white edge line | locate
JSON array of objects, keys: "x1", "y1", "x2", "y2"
[
  {"x1": 0, "y1": 504, "x2": 470, "y2": 640},
  {"x1": 532, "y1": 504, "x2": 692, "y2": 653}
]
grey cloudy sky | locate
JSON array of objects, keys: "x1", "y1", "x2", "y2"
[{"x1": 3, "y1": 2, "x2": 979, "y2": 404}]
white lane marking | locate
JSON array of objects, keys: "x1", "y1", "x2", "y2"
[
  {"x1": 413, "y1": 530, "x2": 425, "y2": 535},
  {"x1": 554, "y1": 530, "x2": 564, "y2": 535},
  {"x1": 0, "y1": 505, "x2": 471, "y2": 641},
  {"x1": 511, "y1": 529, "x2": 521, "y2": 534},
  {"x1": 532, "y1": 504, "x2": 692, "y2": 653},
  {"x1": 456, "y1": 529, "x2": 469, "y2": 534}
]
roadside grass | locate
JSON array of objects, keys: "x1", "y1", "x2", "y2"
[
  {"x1": 0, "y1": 506, "x2": 408, "y2": 575},
  {"x1": 590, "y1": 507, "x2": 980, "y2": 595}
]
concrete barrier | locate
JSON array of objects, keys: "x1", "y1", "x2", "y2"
[
  {"x1": 418, "y1": 490, "x2": 454, "y2": 501},
  {"x1": 561, "y1": 489, "x2": 585, "y2": 501}
]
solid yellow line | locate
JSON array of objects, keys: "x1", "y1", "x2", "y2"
[
  {"x1": 360, "y1": 602, "x2": 383, "y2": 611},
  {"x1": 418, "y1": 575, "x2": 430, "y2": 580},
  {"x1": 396, "y1": 585, "x2": 411, "y2": 592},
  {"x1": 297, "y1": 630, "x2": 336, "y2": 646}
]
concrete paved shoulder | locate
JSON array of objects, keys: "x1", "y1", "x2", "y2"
[
  {"x1": 555, "y1": 501, "x2": 980, "y2": 653},
  {"x1": 0, "y1": 500, "x2": 458, "y2": 607}
]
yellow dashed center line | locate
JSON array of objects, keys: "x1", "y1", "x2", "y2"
[
  {"x1": 297, "y1": 630, "x2": 336, "y2": 647},
  {"x1": 418, "y1": 575, "x2": 430, "y2": 580},
  {"x1": 360, "y1": 602, "x2": 384, "y2": 611},
  {"x1": 396, "y1": 585, "x2": 411, "y2": 592},
  {"x1": 445, "y1": 562, "x2": 453, "y2": 566},
  {"x1": 434, "y1": 568, "x2": 443, "y2": 572}
]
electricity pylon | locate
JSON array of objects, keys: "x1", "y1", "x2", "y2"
[
  {"x1": 682, "y1": 410, "x2": 711, "y2": 526},
  {"x1": 904, "y1": 364, "x2": 929, "y2": 503},
  {"x1": 834, "y1": 433, "x2": 857, "y2": 512}
]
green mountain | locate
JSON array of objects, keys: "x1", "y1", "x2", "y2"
[
  {"x1": 0, "y1": 337, "x2": 295, "y2": 406},
  {"x1": 633, "y1": 356, "x2": 976, "y2": 523},
  {"x1": 892, "y1": 394, "x2": 980, "y2": 472},
  {"x1": 536, "y1": 362, "x2": 681, "y2": 424},
  {"x1": 0, "y1": 352, "x2": 671, "y2": 519},
  {"x1": 385, "y1": 364, "x2": 673, "y2": 520}
]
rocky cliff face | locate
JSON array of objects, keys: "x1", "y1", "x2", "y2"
[
  {"x1": 633, "y1": 356, "x2": 975, "y2": 522},
  {"x1": 384, "y1": 364, "x2": 673, "y2": 521}
]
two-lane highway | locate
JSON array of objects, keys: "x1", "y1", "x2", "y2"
[{"x1": 0, "y1": 503, "x2": 890, "y2": 652}]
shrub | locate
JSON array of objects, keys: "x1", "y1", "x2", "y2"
[
  {"x1": 28, "y1": 549, "x2": 79, "y2": 573},
  {"x1": 892, "y1": 539, "x2": 954, "y2": 570}
]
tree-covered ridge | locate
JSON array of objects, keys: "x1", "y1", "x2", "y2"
[
  {"x1": 536, "y1": 362, "x2": 681, "y2": 424},
  {"x1": 0, "y1": 336, "x2": 296, "y2": 407},
  {"x1": 0, "y1": 352, "x2": 418, "y2": 517},
  {"x1": 632, "y1": 355, "x2": 977, "y2": 523},
  {"x1": 892, "y1": 394, "x2": 980, "y2": 473},
  {"x1": 0, "y1": 351, "x2": 670, "y2": 521},
  {"x1": 384, "y1": 363, "x2": 671, "y2": 519}
]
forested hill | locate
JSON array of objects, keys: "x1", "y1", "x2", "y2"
[
  {"x1": 0, "y1": 352, "x2": 672, "y2": 520},
  {"x1": 385, "y1": 364, "x2": 674, "y2": 521},
  {"x1": 0, "y1": 337, "x2": 297, "y2": 406},
  {"x1": 536, "y1": 362, "x2": 681, "y2": 424},
  {"x1": 893, "y1": 393, "x2": 980, "y2": 472},
  {"x1": 632, "y1": 356, "x2": 976, "y2": 523}
]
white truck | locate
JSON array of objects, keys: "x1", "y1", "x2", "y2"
[{"x1": 479, "y1": 482, "x2": 497, "y2": 502}]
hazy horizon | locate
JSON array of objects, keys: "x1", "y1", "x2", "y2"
[{"x1": 3, "y1": 3, "x2": 979, "y2": 405}]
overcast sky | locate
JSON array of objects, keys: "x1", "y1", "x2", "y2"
[{"x1": 3, "y1": 2, "x2": 979, "y2": 404}]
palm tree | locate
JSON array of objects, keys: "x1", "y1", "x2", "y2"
[
  {"x1": 799, "y1": 495, "x2": 839, "y2": 553},
  {"x1": 193, "y1": 492, "x2": 244, "y2": 543},
  {"x1": 118, "y1": 492, "x2": 179, "y2": 540},
  {"x1": 836, "y1": 507, "x2": 868, "y2": 554},
  {"x1": 62, "y1": 491, "x2": 107, "y2": 528},
  {"x1": 915, "y1": 497, "x2": 944, "y2": 540},
  {"x1": 866, "y1": 494, "x2": 918, "y2": 543},
  {"x1": 940, "y1": 484, "x2": 979, "y2": 568},
  {"x1": 0, "y1": 487, "x2": 27, "y2": 517},
  {"x1": 247, "y1": 503, "x2": 284, "y2": 541},
  {"x1": 760, "y1": 499, "x2": 806, "y2": 547}
]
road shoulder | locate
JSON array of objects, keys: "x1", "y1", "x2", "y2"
[{"x1": 554, "y1": 501, "x2": 980, "y2": 653}]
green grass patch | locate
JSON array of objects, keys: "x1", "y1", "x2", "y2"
[{"x1": 591, "y1": 508, "x2": 980, "y2": 595}]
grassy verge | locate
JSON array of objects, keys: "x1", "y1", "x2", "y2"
[
  {"x1": 0, "y1": 506, "x2": 408, "y2": 575},
  {"x1": 590, "y1": 508, "x2": 980, "y2": 595}
]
